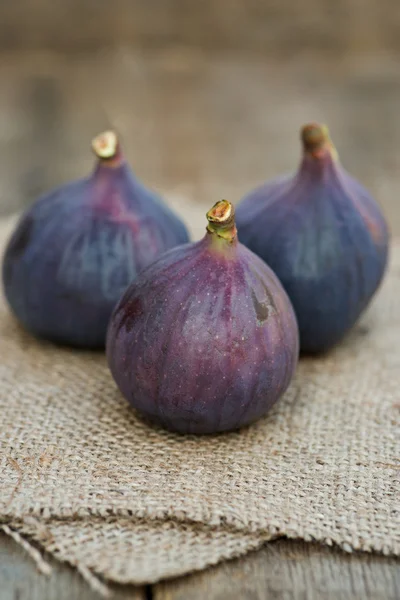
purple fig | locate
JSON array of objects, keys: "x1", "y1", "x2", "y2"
[
  {"x1": 2, "y1": 131, "x2": 189, "y2": 348},
  {"x1": 236, "y1": 123, "x2": 389, "y2": 354},
  {"x1": 107, "y1": 200, "x2": 299, "y2": 435}
]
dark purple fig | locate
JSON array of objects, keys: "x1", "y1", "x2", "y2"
[
  {"x1": 2, "y1": 131, "x2": 189, "y2": 348},
  {"x1": 107, "y1": 200, "x2": 299, "y2": 435},
  {"x1": 236, "y1": 123, "x2": 389, "y2": 354}
]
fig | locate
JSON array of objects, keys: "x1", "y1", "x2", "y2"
[
  {"x1": 2, "y1": 131, "x2": 189, "y2": 348},
  {"x1": 107, "y1": 200, "x2": 299, "y2": 434},
  {"x1": 236, "y1": 123, "x2": 389, "y2": 354}
]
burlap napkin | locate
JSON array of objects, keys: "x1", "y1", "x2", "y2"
[{"x1": 1, "y1": 215, "x2": 399, "y2": 591}]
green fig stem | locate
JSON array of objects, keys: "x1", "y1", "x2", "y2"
[
  {"x1": 301, "y1": 123, "x2": 338, "y2": 161},
  {"x1": 206, "y1": 200, "x2": 237, "y2": 243},
  {"x1": 91, "y1": 130, "x2": 124, "y2": 167}
]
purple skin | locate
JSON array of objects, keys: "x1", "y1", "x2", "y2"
[
  {"x1": 236, "y1": 124, "x2": 389, "y2": 354},
  {"x1": 107, "y1": 201, "x2": 299, "y2": 435},
  {"x1": 2, "y1": 132, "x2": 189, "y2": 348}
]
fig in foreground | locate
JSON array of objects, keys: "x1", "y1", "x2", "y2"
[
  {"x1": 107, "y1": 200, "x2": 299, "y2": 434},
  {"x1": 2, "y1": 131, "x2": 189, "y2": 348},
  {"x1": 236, "y1": 123, "x2": 389, "y2": 353}
]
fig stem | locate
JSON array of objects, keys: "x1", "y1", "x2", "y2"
[
  {"x1": 206, "y1": 200, "x2": 237, "y2": 242},
  {"x1": 301, "y1": 123, "x2": 338, "y2": 161},
  {"x1": 91, "y1": 130, "x2": 124, "y2": 167}
]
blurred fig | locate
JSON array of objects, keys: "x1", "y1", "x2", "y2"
[
  {"x1": 236, "y1": 123, "x2": 389, "y2": 353},
  {"x1": 2, "y1": 130, "x2": 189, "y2": 348},
  {"x1": 107, "y1": 200, "x2": 299, "y2": 434}
]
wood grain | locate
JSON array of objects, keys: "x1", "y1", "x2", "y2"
[
  {"x1": 0, "y1": 1, "x2": 399, "y2": 56},
  {"x1": 154, "y1": 540, "x2": 400, "y2": 600},
  {"x1": 0, "y1": 531, "x2": 146, "y2": 600}
]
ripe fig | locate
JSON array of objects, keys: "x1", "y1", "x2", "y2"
[
  {"x1": 236, "y1": 123, "x2": 389, "y2": 354},
  {"x1": 2, "y1": 131, "x2": 189, "y2": 348},
  {"x1": 107, "y1": 200, "x2": 299, "y2": 434}
]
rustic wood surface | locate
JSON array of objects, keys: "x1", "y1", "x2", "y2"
[
  {"x1": 2, "y1": 531, "x2": 400, "y2": 600},
  {"x1": 0, "y1": 1, "x2": 400, "y2": 56},
  {"x1": 0, "y1": 531, "x2": 145, "y2": 600},
  {"x1": 155, "y1": 540, "x2": 400, "y2": 600},
  {"x1": 0, "y1": 49, "x2": 399, "y2": 599}
]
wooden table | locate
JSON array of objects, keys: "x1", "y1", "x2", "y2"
[{"x1": 1, "y1": 50, "x2": 399, "y2": 599}]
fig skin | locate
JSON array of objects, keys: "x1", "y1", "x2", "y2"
[
  {"x1": 2, "y1": 131, "x2": 189, "y2": 348},
  {"x1": 107, "y1": 200, "x2": 299, "y2": 435},
  {"x1": 236, "y1": 124, "x2": 389, "y2": 354}
]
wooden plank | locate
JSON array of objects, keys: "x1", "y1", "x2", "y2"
[
  {"x1": 0, "y1": 1, "x2": 399, "y2": 56},
  {"x1": 0, "y1": 531, "x2": 146, "y2": 600},
  {"x1": 154, "y1": 539, "x2": 400, "y2": 600}
]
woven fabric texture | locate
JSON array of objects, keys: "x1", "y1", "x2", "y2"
[{"x1": 0, "y1": 216, "x2": 399, "y2": 585}]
